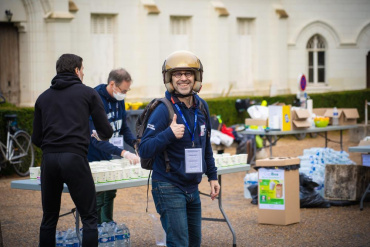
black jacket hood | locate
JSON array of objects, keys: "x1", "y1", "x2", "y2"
[{"x1": 50, "y1": 72, "x2": 82, "y2": 90}]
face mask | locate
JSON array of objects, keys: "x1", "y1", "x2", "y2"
[{"x1": 113, "y1": 91, "x2": 126, "y2": 101}]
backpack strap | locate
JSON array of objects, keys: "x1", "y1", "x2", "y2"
[
  {"x1": 159, "y1": 98, "x2": 174, "y2": 172},
  {"x1": 197, "y1": 99, "x2": 211, "y2": 137},
  {"x1": 159, "y1": 97, "x2": 174, "y2": 124}
]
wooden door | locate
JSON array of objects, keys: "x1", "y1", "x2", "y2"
[{"x1": 0, "y1": 23, "x2": 19, "y2": 105}]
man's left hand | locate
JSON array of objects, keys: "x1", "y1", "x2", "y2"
[
  {"x1": 122, "y1": 150, "x2": 140, "y2": 164},
  {"x1": 209, "y1": 180, "x2": 220, "y2": 200}
]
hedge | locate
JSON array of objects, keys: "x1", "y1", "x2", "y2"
[
  {"x1": 0, "y1": 89, "x2": 369, "y2": 175},
  {"x1": 206, "y1": 89, "x2": 370, "y2": 126}
]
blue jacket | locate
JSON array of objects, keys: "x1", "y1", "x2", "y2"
[
  {"x1": 139, "y1": 91, "x2": 217, "y2": 193},
  {"x1": 87, "y1": 84, "x2": 136, "y2": 162}
]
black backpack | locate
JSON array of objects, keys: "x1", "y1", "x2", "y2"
[{"x1": 135, "y1": 97, "x2": 210, "y2": 172}]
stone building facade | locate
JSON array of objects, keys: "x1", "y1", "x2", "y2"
[{"x1": 1, "y1": 0, "x2": 370, "y2": 106}]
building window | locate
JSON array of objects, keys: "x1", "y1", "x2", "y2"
[
  {"x1": 236, "y1": 18, "x2": 255, "y2": 88},
  {"x1": 237, "y1": 18, "x2": 254, "y2": 36},
  {"x1": 170, "y1": 16, "x2": 191, "y2": 35},
  {"x1": 90, "y1": 14, "x2": 115, "y2": 86},
  {"x1": 91, "y1": 14, "x2": 114, "y2": 34},
  {"x1": 307, "y1": 35, "x2": 326, "y2": 84},
  {"x1": 170, "y1": 16, "x2": 191, "y2": 50}
]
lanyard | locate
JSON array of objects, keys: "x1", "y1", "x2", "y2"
[
  {"x1": 108, "y1": 102, "x2": 119, "y2": 131},
  {"x1": 174, "y1": 104, "x2": 197, "y2": 147}
]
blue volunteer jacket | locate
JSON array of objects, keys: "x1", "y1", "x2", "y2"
[
  {"x1": 139, "y1": 91, "x2": 217, "y2": 193},
  {"x1": 87, "y1": 84, "x2": 136, "y2": 162}
]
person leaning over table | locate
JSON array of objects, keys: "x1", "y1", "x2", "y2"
[
  {"x1": 87, "y1": 68, "x2": 140, "y2": 224},
  {"x1": 139, "y1": 50, "x2": 220, "y2": 247},
  {"x1": 32, "y1": 53, "x2": 113, "y2": 247}
]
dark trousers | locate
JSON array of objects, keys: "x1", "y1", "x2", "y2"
[
  {"x1": 96, "y1": 190, "x2": 117, "y2": 224},
  {"x1": 39, "y1": 153, "x2": 98, "y2": 247}
]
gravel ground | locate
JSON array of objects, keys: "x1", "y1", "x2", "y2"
[{"x1": 1, "y1": 130, "x2": 370, "y2": 247}]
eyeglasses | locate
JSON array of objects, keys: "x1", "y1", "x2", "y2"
[
  {"x1": 172, "y1": 72, "x2": 194, "y2": 79},
  {"x1": 114, "y1": 84, "x2": 131, "y2": 94}
]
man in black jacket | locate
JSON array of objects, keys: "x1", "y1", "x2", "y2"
[{"x1": 32, "y1": 53, "x2": 113, "y2": 247}]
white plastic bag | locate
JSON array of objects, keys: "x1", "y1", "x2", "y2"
[
  {"x1": 148, "y1": 213, "x2": 166, "y2": 246},
  {"x1": 211, "y1": 130, "x2": 234, "y2": 147},
  {"x1": 247, "y1": 105, "x2": 268, "y2": 120}
]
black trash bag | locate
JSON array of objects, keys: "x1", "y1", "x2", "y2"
[
  {"x1": 232, "y1": 130, "x2": 244, "y2": 143},
  {"x1": 236, "y1": 134, "x2": 256, "y2": 164},
  {"x1": 235, "y1": 98, "x2": 253, "y2": 113},
  {"x1": 299, "y1": 173, "x2": 319, "y2": 190},
  {"x1": 299, "y1": 173, "x2": 331, "y2": 208},
  {"x1": 210, "y1": 115, "x2": 221, "y2": 131},
  {"x1": 248, "y1": 184, "x2": 258, "y2": 205}
]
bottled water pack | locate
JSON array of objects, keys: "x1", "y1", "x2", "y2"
[
  {"x1": 56, "y1": 220, "x2": 131, "y2": 247},
  {"x1": 299, "y1": 147, "x2": 355, "y2": 196}
]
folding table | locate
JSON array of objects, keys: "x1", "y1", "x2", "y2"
[{"x1": 11, "y1": 164, "x2": 250, "y2": 246}]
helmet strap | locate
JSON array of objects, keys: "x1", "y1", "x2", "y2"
[{"x1": 172, "y1": 92, "x2": 195, "y2": 98}]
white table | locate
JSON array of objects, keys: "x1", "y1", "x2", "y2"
[
  {"x1": 11, "y1": 164, "x2": 250, "y2": 247},
  {"x1": 348, "y1": 145, "x2": 370, "y2": 211},
  {"x1": 348, "y1": 145, "x2": 370, "y2": 153},
  {"x1": 241, "y1": 125, "x2": 358, "y2": 163}
]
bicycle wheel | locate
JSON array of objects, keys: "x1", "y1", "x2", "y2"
[{"x1": 9, "y1": 130, "x2": 35, "y2": 176}]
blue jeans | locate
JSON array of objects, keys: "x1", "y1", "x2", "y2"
[{"x1": 152, "y1": 180, "x2": 202, "y2": 247}]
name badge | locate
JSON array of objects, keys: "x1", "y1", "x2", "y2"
[
  {"x1": 185, "y1": 148, "x2": 203, "y2": 173},
  {"x1": 109, "y1": 136, "x2": 124, "y2": 149}
]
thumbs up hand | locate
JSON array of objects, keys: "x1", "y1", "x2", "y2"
[{"x1": 170, "y1": 114, "x2": 185, "y2": 139}]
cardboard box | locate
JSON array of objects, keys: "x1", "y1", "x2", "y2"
[
  {"x1": 255, "y1": 157, "x2": 300, "y2": 225},
  {"x1": 245, "y1": 118, "x2": 268, "y2": 126},
  {"x1": 313, "y1": 108, "x2": 359, "y2": 125},
  {"x1": 359, "y1": 140, "x2": 370, "y2": 146},
  {"x1": 268, "y1": 105, "x2": 292, "y2": 131},
  {"x1": 291, "y1": 108, "x2": 311, "y2": 130},
  {"x1": 312, "y1": 108, "x2": 327, "y2": 117},
  {"x1": 324, "y1": 164, "x2": 370, "y2": 200}
]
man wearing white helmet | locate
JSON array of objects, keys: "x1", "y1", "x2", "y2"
[{"x1": 139, "y1": 50, "x2": 220, "y2": 247}]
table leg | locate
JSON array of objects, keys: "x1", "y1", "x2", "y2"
[
  {"x1": 340, "y1": 130, "x2": 343, "y2": 151},
  {"x1": 75, "y1": 210, "x2": 82, "y2": 244},
  {"x1": 360, "y1": 183, "x2": 370, "y2": 211},
  {"x1": 325, "y1": 132, "x2": 328, "y2": 147},
  {"x1": 217, "y1": 175, "x2": 237, "y2": 247},
  {"x1": 201, "y1": 175, "x2": 237, "y2": 246},
  {"x1": 267, "y1": 136, "x2": 273, "y2": 158}
]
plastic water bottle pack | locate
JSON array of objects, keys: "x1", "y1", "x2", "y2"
[
  {"x1": 56, "y1": 221, "x2": 131, "y2": 247},
  {"x1": 299, "y1": 147, "x2": 355, "y2": 196},
  {"x1": 55, "y1": 229, "x2": 80, "y2": 247}
]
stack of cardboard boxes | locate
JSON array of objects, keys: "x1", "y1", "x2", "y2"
[
  {"x1": 245, "y1": 107, "x2": 359, "y2": 130},
  {"x1": 312, "y1": 108, "x2": 359, "y2": 126},
  {"x1": 291, "y1": 108, "x2": 311, "y2": 130}
]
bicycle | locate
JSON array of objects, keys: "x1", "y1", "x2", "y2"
[{"x1": 0, "y1": 95, "x2": 35, "y2": 177}]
